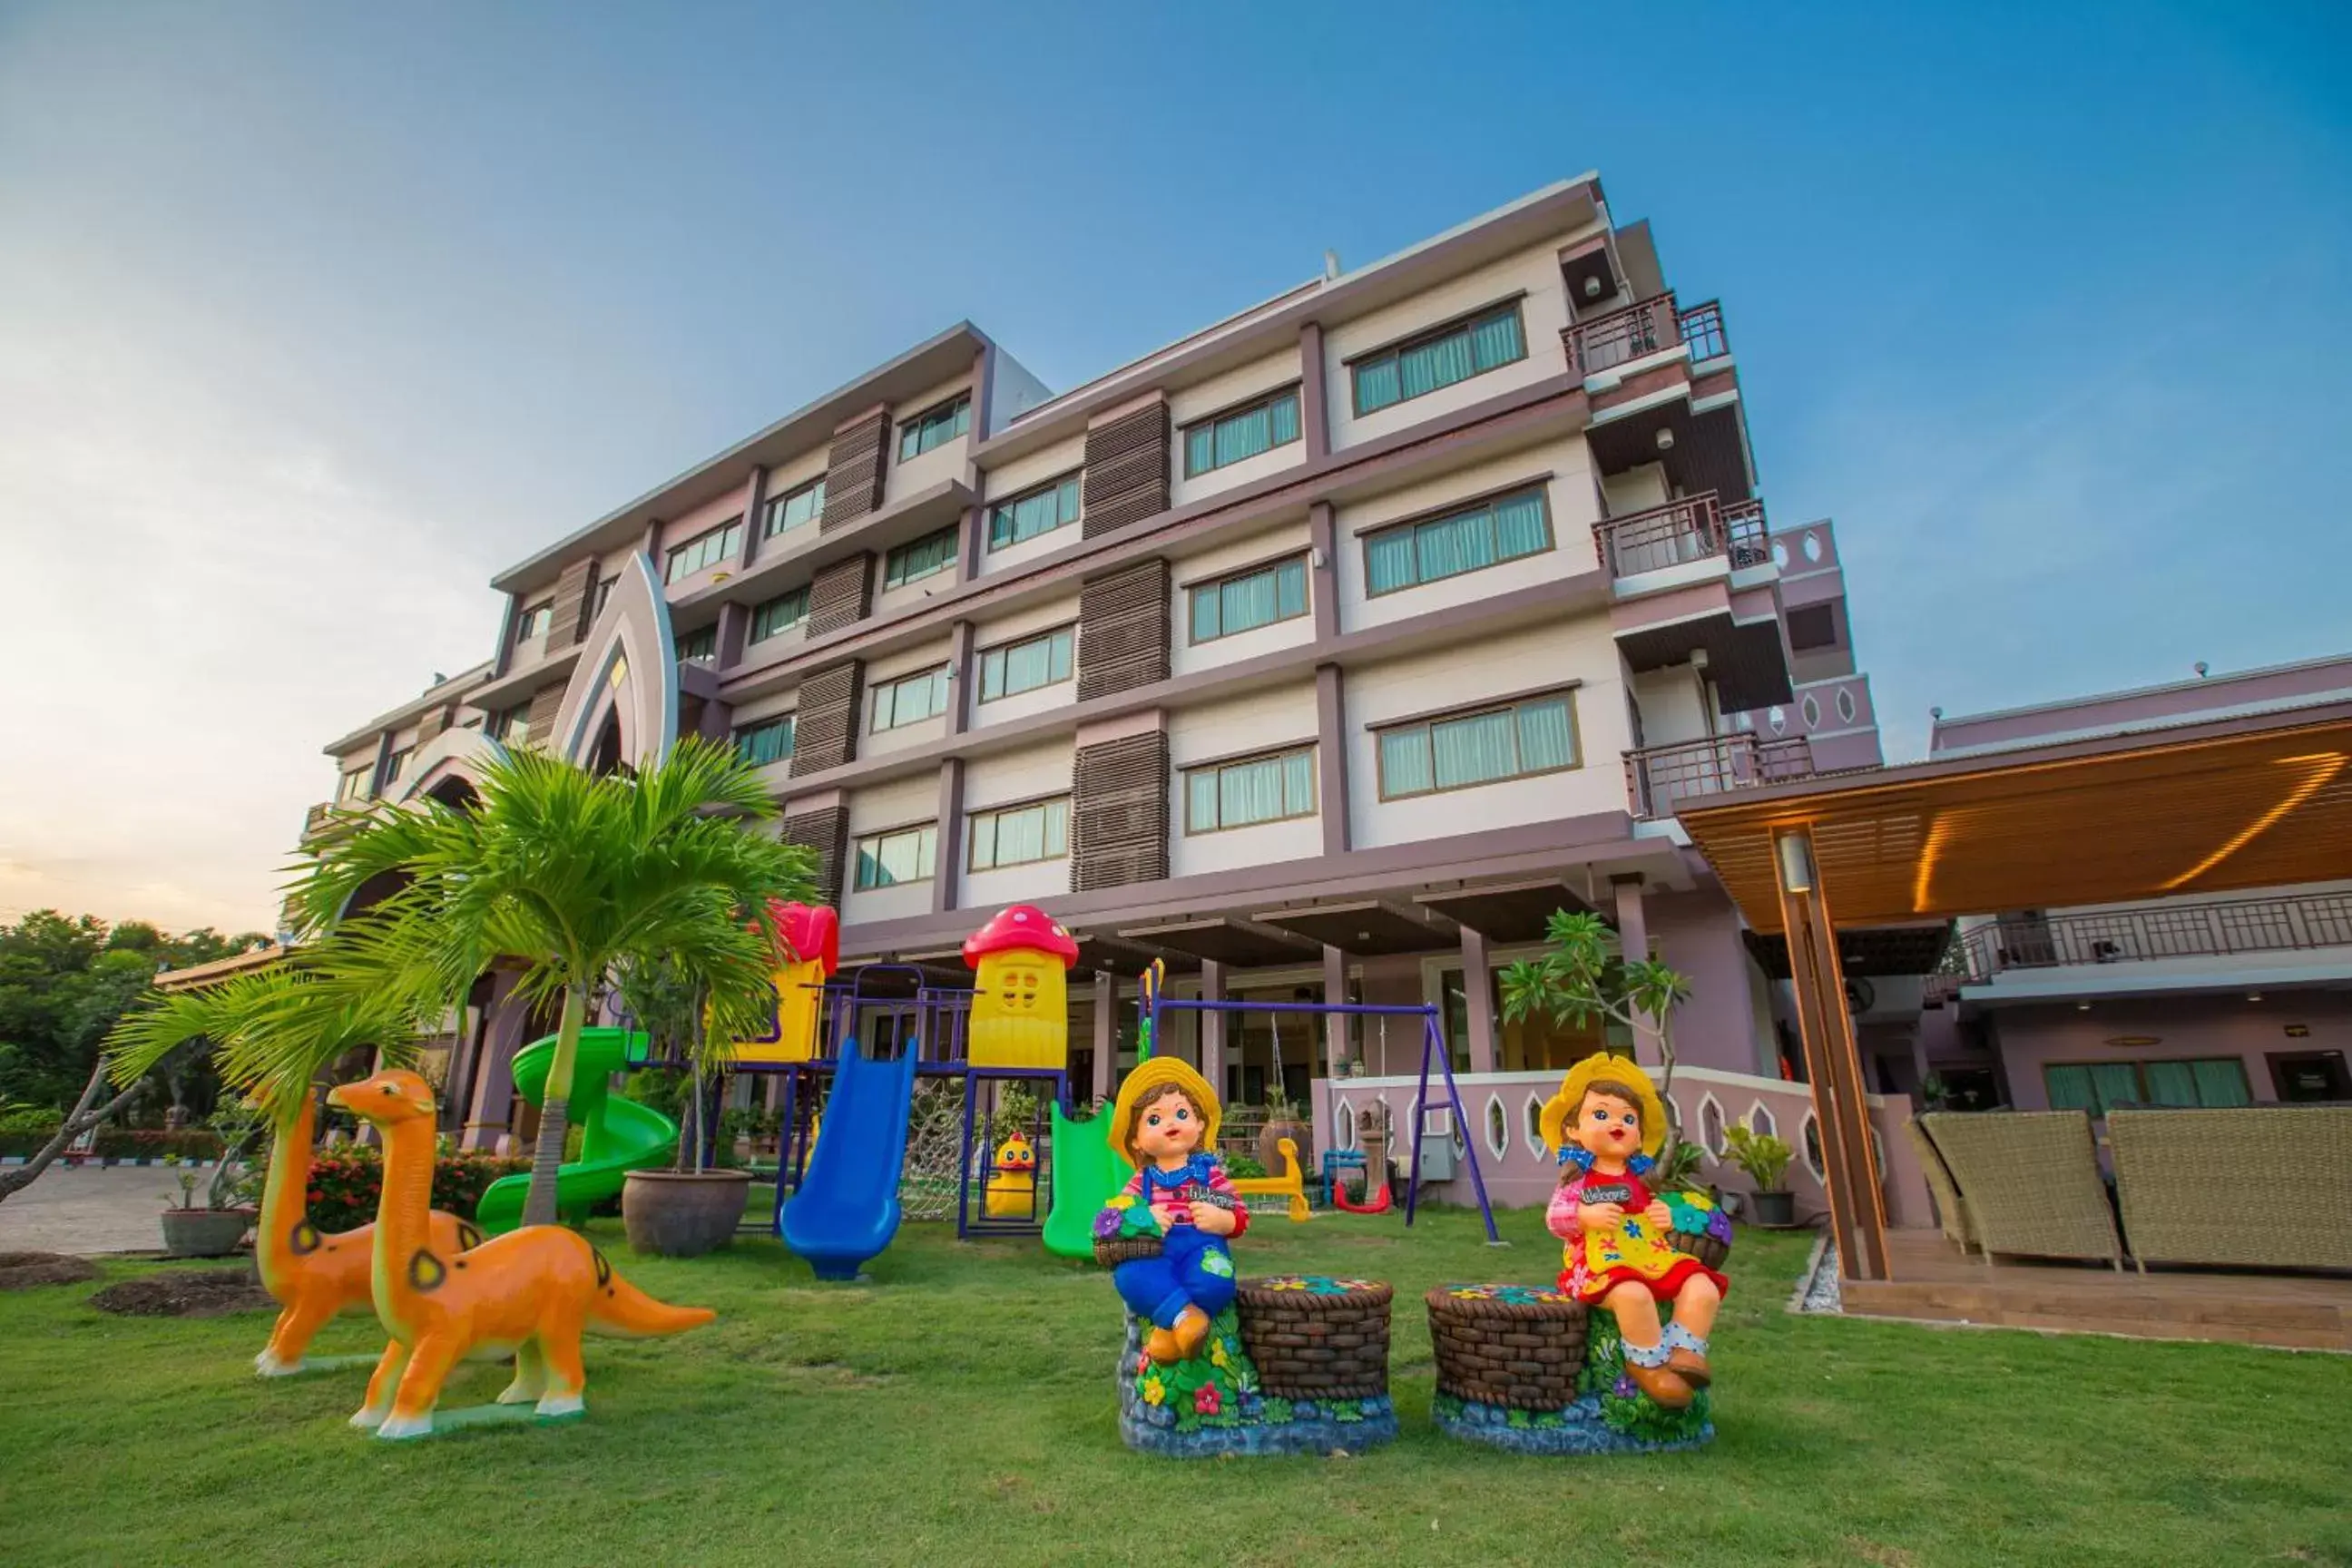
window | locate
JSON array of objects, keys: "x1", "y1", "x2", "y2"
[
  {"x1": 869, "y1": 665, "x2": 951, "y2": 731},
  {"x1": 750, "y1": 587, "x2": 809, "y2": 643},
  {"x1": 2043, "y1": 1058, "x2": 2253, "y2": 1115},
  {"x1": 514, "y1": 601, "x2": 554, "y2": 643},
  {"x1": 897, "y1": 395, "x2": 971, "y2": 461},
  {"x1": 382, "y1": 748, "x2": 411, "y2": 785},
  {"x1": 1350, "y1": 301, "x2": 1527, "y2": 416},
  {"x1": 733, "y1": 715, "x2": 794, "y2": 768},
  {"x1": 1188, "y1": 556, "x2": 1308, "y2": 644},
  {"x1": 854, "y1": 823, "x2": 937, "y2": 889},
  {"x1": 675, "y1": 624, "x2": 718, "y2": 663},
  {"x1": 592, "y1": 577, "x2": 615, "y2": 618},
  {"x1": 1786, "y1": 603, "x2": 1838, "y2": 652},
  {"x1": 988, "y1": 475, "x2": 1082, "y2": 551},
  {"x1": 883, "y1": 525, "x2": 959, "y2": 589},
  {"x1": 664, "y1": 516, "x2": 744, "y2": 583},
  {"x1": 1377, "y1": 691, "x2": 1580, "y2": 800},
  {"x1": 761, "y1": 477, "x2": 825, "y2": 538},
  {"x1": 487, "y1": 705, "x2": 530, "y2": 747},
  {"x1": 977, "y1": 627, "x2": 1074, "y2": 702},
  {"x1": 1182, "y1": 387, "x2": 1302, "y2": 477},
  {"x1": 1363, "y1": 485, "x2": 1551, "y2": 595},
  {"x1": 337, "y1": 768, "x2": 373, "y2": 802},
  {"x1": 968, "y1": 798, "x2": 1070, "y2": 871},
  {"x1": 1183, "y1": 747, "x2": 1315, "y2": 833}
]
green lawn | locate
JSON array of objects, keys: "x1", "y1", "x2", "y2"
[{"x1": 3, "y1": 1205, "x2": 2347, "y2": 1567}]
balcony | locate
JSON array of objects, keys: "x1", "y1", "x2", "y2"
[
  {"x1": 1625, "y1": 733, "x2": 1815, "y2": 820},
  {"x1": 1960, "y1": 893, "x2": 2352, "y2": 982},
  {"x1": 1563, "y1": 293, "x2": 1729, "y2": 379},
  {"x1": 1593, "y1": 492, "x2": 1770, "y2": 580}
]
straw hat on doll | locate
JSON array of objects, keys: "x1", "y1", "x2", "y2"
[
  {"x1": 1538, "y1": 1052, "x2": 1668, "y2": 1160},
  {"x1": 1106, "y1": 1057, "x2": 1220, "y2": 1159}
]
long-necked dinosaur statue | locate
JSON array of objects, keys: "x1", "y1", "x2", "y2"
[
  {"x1": 328, "y1": 1068, "x2": 715, "y2": 1439},
  {"x1": 252, "y1": 1089, "x2": 480, "y2": 1376}
]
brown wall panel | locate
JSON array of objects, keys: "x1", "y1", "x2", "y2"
[{"x1": 1072, "y1": 729, "x2": 1169, "y2": 891}]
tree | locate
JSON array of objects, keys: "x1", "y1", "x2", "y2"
[
  {"x1": 1498, "y1": 908, "x2": 1696, "y2": 1169},
  {"x1": 286, "y1": 736, "x2": 817, "y2": 1228}
]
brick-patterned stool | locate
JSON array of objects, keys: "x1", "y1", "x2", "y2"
[
  {"x1": 1425, "y1": 1281, "x2": 1714, "y2": 1455},
  {"x1": 1235, "y1": 1275, "x2": 1393, "y2": 1401}
]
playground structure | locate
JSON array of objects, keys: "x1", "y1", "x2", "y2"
[{"x1": 475, "y1": 1026, "x2": 676, "y2": 1236}]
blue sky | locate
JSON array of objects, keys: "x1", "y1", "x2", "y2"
[{"x1": 2, "y1": 1, "x2": 2347, "y2": 928}]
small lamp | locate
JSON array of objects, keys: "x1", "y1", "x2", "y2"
[{"x1": 1775, "y1": 831, "x2": 1815, "y2": 894}]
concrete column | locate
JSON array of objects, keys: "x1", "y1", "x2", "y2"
[
  {"x1": 491, "y1": 593, "x2": 521, "y2": 679},
  {"x1": 461, "y1": 972, "x2": 531, "y2": 1151},
  {"x1": 1315, "y1": 663, "x2": 1349, "y2": 858},
  {"x1": 956, "y1": 504, "x2": 986, "y2": 584},
  {"x1": 1612, "y1": 874, "x2": 1657, "y2": 1064},
  {"x1": 735, "y1": 466, "x2": 768, "y2": 569},
  {"x1": 932, "y1": 758, "x2": 964, "y2": 914},
  {"x1": 1092, "y1": 971, "x2": 1116, "y2": 1105},
  {"x1": 1459, "y1": 925, "x2": 1498, "y2": 1073},
  {"x1": 1321, "y1": 945, "x2": 1349, "y2": 1076},
  {"x1": 640, "y1": 518, "x2": 662, "y2": 564},
  {"x1": 715, "y1": 600, "x2": 750, "y2": 673},
  {"x1": 944, "y1": 619, "x2": 975, "y2": 737},
  {"x1": 1298, "y1": 321, "x2": 1330, "y2": 463},
  {"x1": 1200, "y1": 960, "x2": 1227, "y2": 1098}
]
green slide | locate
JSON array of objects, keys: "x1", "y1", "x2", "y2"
[
  {"x1": 475, "y1": 1026, "x2": 675, "y2": 1236},
  {"x1": 1042, "y1": 1100, "x2": 1136, "y2": 1260}
]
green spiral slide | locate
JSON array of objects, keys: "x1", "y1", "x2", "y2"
[{"x1": 474, "y1": 1026, "x2": 676, "y2": 1235}]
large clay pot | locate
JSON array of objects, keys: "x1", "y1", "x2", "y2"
[
  {"x1": 1747, "y1": 1190, "x2": 1798, "y2": 1229},
  {"x1": 1258, "y1": 1119, "x2": 1313, "y2": 1181},
  {"x1": 622, "y1": 1170, "x2": 751, "y2": 1258},
  {"x1": 160, "y1": 1207, "x2": 254, "y2": 1259}
]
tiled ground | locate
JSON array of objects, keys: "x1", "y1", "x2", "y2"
[{"x1": 0, "y1": 1165, "x2": 182, "y2": 1254}]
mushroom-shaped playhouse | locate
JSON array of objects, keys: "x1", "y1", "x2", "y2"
[
  {"x1": 962, "y1": 904, "x2": 1078, "y2": 1070},
  {"x1": 732, "y1": 901, "x2": 840, "y2": 1066}
]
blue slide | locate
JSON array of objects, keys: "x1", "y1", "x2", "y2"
[{"x1": 779, "y1": 1039, "x2": 917, "y2": 1281}]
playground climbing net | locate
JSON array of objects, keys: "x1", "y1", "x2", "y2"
[{"x1": 897, "y1": 1079, "x2": 965, "y2": 1221}]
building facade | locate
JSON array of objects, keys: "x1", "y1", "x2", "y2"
[{"x1": 309, "y1": 174, "x2": 1935, "y2": 1213}]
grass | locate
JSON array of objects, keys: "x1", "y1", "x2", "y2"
[{"x1": 3, "y1": 1204, "x2": 2347, "y2": 1568}]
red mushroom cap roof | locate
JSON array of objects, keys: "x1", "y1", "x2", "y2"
[
  {"x1": 767, "y1": 901, "x2": 838, "y2": 975},
  {"x1": 962, "y1": 905, "x2": 1079, "y2": 968}
]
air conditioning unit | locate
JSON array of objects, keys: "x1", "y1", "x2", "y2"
[{"x1": 1415, "y1": 1107, "x2": 1457, "y2": 1181}]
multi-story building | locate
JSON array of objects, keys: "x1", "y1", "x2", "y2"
[
  {"x1": 310, "y1": 173, "x2": 1935, "y2": 1211},
  {"x1": 1912, "y1": 653, "x2": 2352, "y2": 1114}
]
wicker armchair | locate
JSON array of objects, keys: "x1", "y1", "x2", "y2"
[
  {"x1": 2107, "y1": 1105, "x2": 2352, "y2": 1273},
  {"x1": 1919, "y1": 1112, "x2": 2123, "y2": 1269},
  {"x1": 1903, "y1": 1119, "x2": 1977, "y2": 1256}
]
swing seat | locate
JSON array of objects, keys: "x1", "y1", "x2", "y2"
[{"x1": 1228, "y1": 1137, "x2": 1312, "y2": 1222}]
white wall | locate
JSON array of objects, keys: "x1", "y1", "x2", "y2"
[
  {"x1": 729, "y1": 686, "x2": 799, "y2": 727},
  {"x1": 885, "y1": 370, "x2": 976, "y2": 507},
  {"x1": 863, "y1": 640, "x2": 953, "y2": 759},
  {"x1": 1168, "y1": 520, "x2": 1316, "y2": 678},
  {"x1": 986, "y1": 348, "x2": 1055, "y2": 435},
  {"x1": 1166, "y1": 684, "x2": 1321, "y2": 877},
  {"x1": 1334, "y1": 434, "x2": 1602, "y2": 632},
  {"x1": 1168, "y1": 348, "x2": 1308, "y2": 511},
  {"x1": 1325, "y1": 234, "x2": 1577, "y2": 453},
  {"x1": 842, "y1": 771, "x2": 941, "y2": 926},
  {"x1": 1631, "y1": 664, "x2": 1710, "y2": 749},
  {"x1": 1347, "y1": 615, "x2": 1632, "y2": 849},
  {"x1": 975, "y1": 433, "x2": 1088, "y2": 576},
  {"x1": 1600, "y1": 461, "x2": 1670, "y2": 517}
]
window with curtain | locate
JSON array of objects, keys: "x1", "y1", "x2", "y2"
[
  {"x1": 853, "y1": 823, "x2": 937, "y2": 889},
  {"x1": 2043, "y1": 1057, "x2": 2252, "y2": 1114},
  {"x1": 750, "y1": 587, "x2": 809, "y2": 642},
  {"x1": 1188, "y1": 556, "x2": 1308, "y2": 643},
  {"x1": 382, "y1": 749, "x2": 410, "y2": 785},
  {"x1": 884, "y1": 525, "x2": 960, "y2": 588},
  {"x1": 761, "y1": 477, "x2": 826, "y2": 538},
  {"x1": 337, "y1": 768, "x2": 373, "y2": 802},
  {"x1": 1183, "y1": 748, "x2": 1315, "y2": 833},
  {"x1": 968, "y1": 798, "x2": 1070, "y2": 871},
  {"x1": 1363, "y1": 485, "x2": 1551, "y2": 596},
  {"x1": 514, "y1": 602, "x2": 554, "y2": 643},
  {"x1": 487, "y1": 705, "x2": 531, "y2": 747},
  {"x1": 733, "y1": 716, "x2": 794, "y2": 768},
  {"x1": 1376, "y1": 691, "x2": 1578, "y2": 799},
  {"x1": 1181, "y1": 387, "x2": 1303, "y2": 477},
  {"x1": 977, "y1": 626, "x2": 1074, "y2": 701},
  {"x1": 869, "y1": 666, "x2": 951, "y2": 731},
  {"x1": 988, "y1": 475, "x2": 1082, "y2": 550},
  {"x1": 664, "y1": 516, "x2": 745, "y2": 583},
  {"x1": 1350, "y1": 302, "x2": 1527, "y2": 416},
  {"x1": 897, "y1": 395, "x2": 972, "y2": 461},
  {"x1": 674, "y1": 625, "x2": 718, "y2": 663}
]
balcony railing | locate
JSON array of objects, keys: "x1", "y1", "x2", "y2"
[
  {"x1": 1594, "y1": 492, "x2": 1770, "y2": 579},
  {"x1": 1564, "y1": 292, "x2": 1731, "y2": 377},
  {"x1": 1961, "y1": 893, "x2": 2352, "y2": 981},
  {"x1": 1625, "y1": 733, "x2": 1815, "y2": 819}
]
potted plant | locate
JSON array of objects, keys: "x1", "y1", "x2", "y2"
[
  {"x1": 1256, "y1": 1090, "x2": 1312, "y2": 1179},
  {"x1": 157, "y1": 1107, "x2": 263, "y2": 1258},
  {"x1": 617, "y1": 955, "x2": 753, "y2": 1258},
  {"x1": 1724, "y1": 1122, "x2": 1797, "y2": 1228}
]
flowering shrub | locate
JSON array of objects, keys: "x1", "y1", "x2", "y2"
[
  {"x1": 303, "y1": 1148, "x2": 532, "y2": 1231},
  {"x1": 92, "y1": 1129, "x2": 226, "y2": 1161}
]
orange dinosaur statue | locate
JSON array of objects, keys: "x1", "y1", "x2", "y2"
[
  {"x1": 328, "y1": 1069, "x2": 715, "y2": 1439},
  {"x1": 252, "y1": 1091, "x2": 479, "y2": 1377}
]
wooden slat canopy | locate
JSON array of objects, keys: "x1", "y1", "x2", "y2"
[{"x1": 1681, "y1": 702, "x2": 2352, "y2": 933}]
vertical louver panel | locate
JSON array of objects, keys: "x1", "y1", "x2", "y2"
[
  {"x1": 1072, "y1": 730, "x2": 1169, "y2": 891},
  {"x1": 523, "y1": 681, "x2": 567, "y2": 750},
  {"x1": 549, "y1": 558, "x2": 597, "y2": 646},
  {"x1": 415, "y1": 707, "x2": 450, "y2": 745},
  {"x1": 779, "y1": 805, "x2": 849, "y2": 907},
  {"x1": 819, "y1": 411, "x2": 890, "y2": 532},
  {"x1": 789, "y1": 661, "x2": 864, "y2": 775},
  {"x1": 806, "y1": 554, "x2": 875, "y2": 636},
  {"x1": 1082, "y1": 401, "x2": 1171, "y2": 539},
  {"x1": 1075, "y1": 558, "x2": 1171, "y2": 701}
]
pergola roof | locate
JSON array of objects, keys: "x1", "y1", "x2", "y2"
[{"x1": 1681, "y1": 701, "x2": 2352, "y2": 932}]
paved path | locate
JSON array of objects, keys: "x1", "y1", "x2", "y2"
[{"x1": 0, "y1": 1165, "x2": 182, "y2": 1255}]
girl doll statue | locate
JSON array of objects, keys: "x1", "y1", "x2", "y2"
[
  {"x1": 1539, "y1": 1053, "x2": 1727, "y2": 1409},
  {"x1": 1100, "y1": 1059, "x2": 1250, "y2": 1365}
]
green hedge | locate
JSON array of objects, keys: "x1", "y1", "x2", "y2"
[
  {"x1": 305, "y1": 1148, "x2": 533, "y2": 1231},
  {"x1": 0, "y1": 1129, "x2": 228, "y2": 1160}
]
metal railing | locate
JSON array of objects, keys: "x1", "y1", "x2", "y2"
[
  {"x1": 1565, "y1": 293, "x2": 1732, "y2": 377},
  {"x1": 1960, "y1": 891, "x2": 2352, "y2": 980},
  {"x1": 1593, "y1": 491, "x2": 1770, "y2": 578},
  {"x1": 1625, "y1": 733, "x2": 1815, "y2": 819}
]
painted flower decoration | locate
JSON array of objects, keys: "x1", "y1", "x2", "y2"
[
  {"x1": 1209, "y1": 1339, "x2": 1230, "y2": 1370},
  {"x1": 1105, "y1": 1193, "x2": 1134, "y2": 1210},
  {"x1": 1093, "y1": 1207, "x2": 1124, "y2": 1240},
  {"x1": 1141, "y1": 1375, "x2": 1166, "y2": 1406},
  {"x1": 1622, "y1": 1219, "x2": 1645, "y2": 1240},
  {"x1": 1707, "y1": 1209, "x2": 1734, "y2": 1242},
  {"x1": 1193, "y1": 1385, "x2": 1221, "y2": 1416},
  {"x1": 1267, "y1": 1278, "x2": 1312, "y2": 1292},
  {"x1": 1135, "y1": 1352, "x2": 1152, "y2": 1377},
  {"x1": 1613, "y1": 1373, "x2": 1638, "y2": 1399}
]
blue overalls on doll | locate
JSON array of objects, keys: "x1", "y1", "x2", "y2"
[{"x1": 1112, "y1": 1154, "x2": 1239, "y2": 1328}]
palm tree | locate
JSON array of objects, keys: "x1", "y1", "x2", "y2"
[{"x1": 284, "y1": 736, "x2": 816, "y2": 1228}]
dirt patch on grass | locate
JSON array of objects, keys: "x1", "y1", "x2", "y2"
[
  {"x1": 87, "y1": 1267, "x2": 275, "y2": 1318},
  {"x1": 0, "y1": 1251, "x2": 101, "y2": 1289}
]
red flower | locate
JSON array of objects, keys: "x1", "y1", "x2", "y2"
[
  {"x1": 308, "y1": 1188, "x2": 323, "y2": 1202},
  {"x1": 1193, "y1": 1385, "x2": 1220, "y2": 1416}
]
